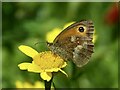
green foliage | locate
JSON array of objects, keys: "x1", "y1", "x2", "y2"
[{"x1": 2, "y1": 2, "x2": 118, "y2": 88}]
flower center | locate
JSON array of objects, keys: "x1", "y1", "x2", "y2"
[{"x1": 33, "y1": 51, "x2": 65, "y2": 70}]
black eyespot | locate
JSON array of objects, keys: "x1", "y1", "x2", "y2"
[{"x1": 78, "y1": 27, "x2": 84, "y2": 32}]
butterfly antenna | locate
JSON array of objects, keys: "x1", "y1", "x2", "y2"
[{"x1": 34, "y1": 41, "x2": 46, "y2": 46}]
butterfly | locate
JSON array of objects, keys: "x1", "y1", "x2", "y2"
[{"x1": 47, "y1": 20, "x2": 94, "y2": 67}]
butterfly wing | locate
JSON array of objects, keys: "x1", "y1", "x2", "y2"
[{"x1": 48, "y1": 20, "x2": 94, "y2": 67}]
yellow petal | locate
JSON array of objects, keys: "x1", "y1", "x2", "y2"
[
  {"x1": 40, "y1": 72, "x2": 52, "y2": 81},
  {"x1": 92, "y1": 29, "x2": 97, "y2": 43},
  {"x1": 61, "y1": 62, "x2": 67, "y2": 68},
  {"x1": 92, "y1": 34, "x2": 97, "y2": 43},
  {"x1": 45, "y1": 68, "x2": 59, "y2": 72},
  {"x1": 46, "y1": 28, "x2": 62, "y2": 43},
  {"x1": 23, "y1": 82, "x2": 33, "y2": 88},
  {"x1": 63, "y1": 21, "x2": 75, "y2": 29},
  {"x1": 18, "y1": 45, "x2": 38, "y2": 58},
  {"x1": 15, "y1": 81, "x2": 23, "y2": 88},
  {"x1": 59, "y1": 69, "x2": 68, "y2": 77},
  {"x1": 18, "y1": 63, "x2": 31, "y2": 70},
  {"x1": 27, "y1": 64, "x2": 42, "y2": 73},
  {"x1": 34, "y1": 81, "x2": 44, "y2": 88}
]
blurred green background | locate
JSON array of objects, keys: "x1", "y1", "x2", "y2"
[{"x1": 2, "y1": 2, "x2": 118, "y2": 88}]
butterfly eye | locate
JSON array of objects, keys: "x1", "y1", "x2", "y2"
[{"x1": 78, "y1": 27, "x2": 84, "y2": 32}]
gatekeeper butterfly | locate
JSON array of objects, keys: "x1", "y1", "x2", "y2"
[{"x1": 47, "y1": 20, "x2": 94, "y2": 67}]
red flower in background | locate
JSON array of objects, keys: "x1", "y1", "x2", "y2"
[{"x1": 105, "y1": 3, "x2": 119, "y2": 24}]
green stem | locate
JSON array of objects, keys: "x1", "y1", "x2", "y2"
[{"x1": 45, "y1": 77, "x2": 53, "y2": 90}]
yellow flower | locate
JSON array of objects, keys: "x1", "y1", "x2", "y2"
[
  {"x1": 15, "y1": 80, "x2": 54, "y2": 88},
  {"x1": 18, "y1": 45, "x2": 67, "y2": 82},
  {"x1": 46, "y1": 22, "x2": 75, "y2": 43}
]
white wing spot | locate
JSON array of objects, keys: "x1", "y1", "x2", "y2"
[
  {"x1": 73, "y1": 45, "x2": 83, "y2": 58},
  {"x1": 71, "y1": 36, "x2": 76, "y2": 42}
]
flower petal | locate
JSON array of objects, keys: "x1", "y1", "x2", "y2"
[
  {"x1": 46, "y1": 28, "x2": 62, "y2": 43},
  {"x1": 27, "y1": 64, "x2": 42, "y2": 73},
  {"x1": 15, "y1": 81, "x2": 23, "y2": 88},
  {"x1": 61, "y1": 62, "x2": 67, "y2": 68},
  {"x1": 18, "y1": 63, "x2": 31, "y2": 70},
  {"x1": 59, "y1": 69, "x2": 68, "y2": 77},
  {"x1": 40, "y1": 72, "x2": 52, "y2": 81},
  {"x1": 45, "y1": 68, "x2": 59, "y2": 72},
  {"x1": 34, "y1": 81, "x2": 44, "y2": 88},
  {"x1": 24, "y1": 82, "x2": 33, "y2": 88},
  {"x1": 18, "y1": 45, "x2": 38, "y2": 58},
  {"x1": 63, "y1": 21, "x2": 75, "y2": 29}
]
